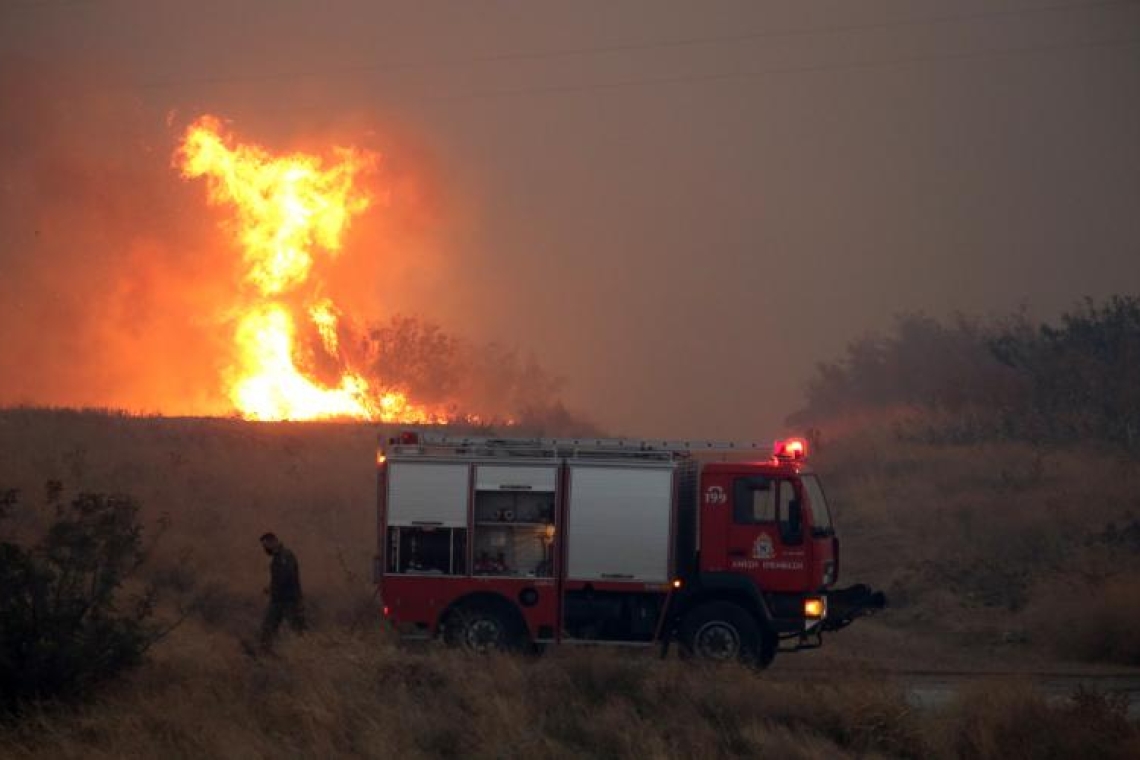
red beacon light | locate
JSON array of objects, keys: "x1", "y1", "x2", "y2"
[
  {"x1": 397, "y1": 430, "x2": 420, "y2": 445},
  {"x1": 774, "y1": 437, "x2": 808, "y2": 461}
]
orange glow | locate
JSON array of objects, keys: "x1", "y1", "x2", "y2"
[
  {"x1": 804, "y1": 597, "x2": 825, "y2": 618},
  {"x1": 176, "y1": 115, "x2": 452, "y2": 422}
]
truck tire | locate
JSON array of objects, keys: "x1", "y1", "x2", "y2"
[
  {"x1": 679, "y1": 601, "x2": 776, "y2": 668},
  {"x1": 443, "y1": 604, "x2": 520, "y2": 654}
]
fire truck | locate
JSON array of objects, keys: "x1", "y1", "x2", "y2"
[{"x1": 374, "y1": 432, "x2": 884, "y2": 666}]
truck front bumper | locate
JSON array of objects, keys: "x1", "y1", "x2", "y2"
[{"x1": 820, "y1": 583, "x2": 887, "y2": 632}]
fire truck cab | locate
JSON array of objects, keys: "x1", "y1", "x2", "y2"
[{"x1": 375, "y1": 433, "x2": 883, "y2": 667}]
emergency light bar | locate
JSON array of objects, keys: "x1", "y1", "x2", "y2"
[{"x1": 773, "y1": 438, "x2": 808, "y2": 461}]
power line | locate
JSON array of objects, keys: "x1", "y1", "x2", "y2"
[{"x1": 137, "y1": 0, "x2": 1140, "y2": 91}]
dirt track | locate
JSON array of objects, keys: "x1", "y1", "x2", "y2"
[
  {"x1": 762, "y1": 621, "x2": 1140, "y2": 717},
  {"x1": 894, "y1": 671, "x2": 1140, "y2": 717}
]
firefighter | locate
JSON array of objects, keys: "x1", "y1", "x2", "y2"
[{"x1": 259, "y1": 532, "x2": 306, "y2": 647}]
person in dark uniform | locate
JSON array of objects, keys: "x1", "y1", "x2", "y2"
[{"x1": 259, "y1": 532, "x2": 306, "y2": 647}]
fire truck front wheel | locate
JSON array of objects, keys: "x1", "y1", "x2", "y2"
[
  {"x1": 679, "y1": 601, "x2": 776, "y2": 668},
  {"x1": 443, "y1": 603, "x2": 523, "y2": 654}
]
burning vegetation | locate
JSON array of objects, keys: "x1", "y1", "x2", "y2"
[
  {"x1": 0, "y1": 69, "x2": 586, "y2": 431},
  {"x1": 177, "y1": 115, "x2": 464, "y2": 424}
]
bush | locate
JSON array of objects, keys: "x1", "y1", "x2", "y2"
[
  {"x1": 791, "y1": 296, "x2": 1140, "y2": 452},
  {"x1": 0, "y1": 482, "x2": 161, "y2": 710}
]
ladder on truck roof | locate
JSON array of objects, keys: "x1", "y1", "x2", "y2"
[{"x1": 384, "y1": 433, "x2": 776, "y2": 461}]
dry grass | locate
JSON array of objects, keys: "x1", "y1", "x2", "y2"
[
  {"x1": 1026, "y1": 579, "x2": 1140, "y2": 666},
  {"x1": 0, "y1": 625, "x2": 889, "y2": 759},
  {"x1": 1, "y1": 626, "x2": 1135, "y2": 760},
  {"x1": 3, "y1": 408, "x2": 1140, "y2": 757},
  {"x1": 932, "y1": 680, "x2": 1140, "y2": 760},
  {"x1": 0, "y1": 408, "x2": 387, "y2": 632},
  {"x1": 814, "y1": 423, "x2": 1140, "y2": 661}
]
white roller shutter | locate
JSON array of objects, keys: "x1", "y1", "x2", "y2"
[
  {"x1": 566, "y1": 465, "x2": 673, "y2": 583},
  {"x1": 475, "y1": 465, "x2": 557, "y2": 492},
  {"x1": 387, "y1": 462, "x2": 469, "y2": 527}
]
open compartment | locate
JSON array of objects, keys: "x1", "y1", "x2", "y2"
[
  {"x1": 387, "y1": 526, "x2": 468, "y2": 575},
  {"x1": 385, "y1": 461, "x2": 470, "y2": 576},
  {"x1": 472, "y1": 466, "x2": 557, "y2": 578}
]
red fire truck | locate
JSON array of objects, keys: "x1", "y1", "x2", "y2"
[{"x1": 375, "y1": 433, "x2": 883, "y2": 666}]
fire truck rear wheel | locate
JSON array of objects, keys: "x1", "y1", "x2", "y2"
[
  {"x1": 445, "y1": 605, "x2": 520, "y2": 654},
  {"x1": 679, "y1": 601, "x2": 774, "y2": 668}
]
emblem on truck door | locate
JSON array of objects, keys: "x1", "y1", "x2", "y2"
[
  {"x1": 704, "y1": 485, "x2": 727, "y2": 505},
  {"x1": 752, "y1": 534, "x2": 775, "y2": 560}
]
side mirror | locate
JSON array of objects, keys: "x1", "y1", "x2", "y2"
[{"x1": 783, "y1": 500, "x2": 803, "y2": 545}]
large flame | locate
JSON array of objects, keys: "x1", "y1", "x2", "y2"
[{"x1": 177, "y1": 115, "x2": 447, "y2": 422}]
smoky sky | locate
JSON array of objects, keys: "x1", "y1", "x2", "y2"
[{"x1": 1, "y1": 0, "x2": 1137, "y2": 439}]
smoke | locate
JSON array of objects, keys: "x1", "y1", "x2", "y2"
[
  {"x1": 0, "y1": 58, "x2": 233, "y2": 414},
  {"x1": 366, "y1": 314, "x2": 595, "y2": 432},
  {"x1": 0, "y1": 58, "x2": 592, "y2": 432}
]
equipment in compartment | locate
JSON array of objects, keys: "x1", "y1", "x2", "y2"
[
  {"x1": 388, "y1": 526, "x2": 468, "y2": 575},
  {"x1": 473, "y1": 488, "x2": 555, "y2": 577}
]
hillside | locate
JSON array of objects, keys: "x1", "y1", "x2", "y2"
[
  {"x1": 3, "y1": 407, "x2": 1139, "y2": 663},
  {"x1": 2, "y1": 408, "x2": 1139, "y2": 758}
]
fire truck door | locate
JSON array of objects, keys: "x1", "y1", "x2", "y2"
[{"x1": 726, "y1": 476, "x2": 809, "y2": 593}]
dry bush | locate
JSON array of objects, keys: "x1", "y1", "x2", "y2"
[
  {"x1": 933, "y1": 681, "x2": 1140, "y2": 760},
  {"x1": 0, "y1": 485, "x2": 165, "y2": 710},
  {"x1": 1026, "y1": 578, "x2": 1140, "y2": 666},
  {"x1": 362, "y1": 315, "x2": 598, "y2": 434}
]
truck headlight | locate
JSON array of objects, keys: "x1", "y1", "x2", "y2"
[{"x1": 804, "y1": 597, "x2": 826, "y2": 619}]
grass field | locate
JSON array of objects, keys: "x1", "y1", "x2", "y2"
[
  {"x1": 812, "y1": 425, "x2": 1140, "y2": 665},
  {"x1": 2, "y1": 625, "x2": 1138, "y2": 759},
  {"x1": 2, "y1": 408, "x2": 1139, "y2": 758}
]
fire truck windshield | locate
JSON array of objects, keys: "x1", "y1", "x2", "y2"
[{"x1": 800, "y1": 475, "x2": 834, "y2": 536}]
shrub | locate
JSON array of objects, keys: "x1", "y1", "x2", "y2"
[
  {"x1": 0, "y1": 482, "x2": 161, "y2": 710},
  {"x1": 792, "y1": 296, "x2": 1140, "y2": 452}
]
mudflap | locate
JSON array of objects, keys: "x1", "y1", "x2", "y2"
[{"x1": 823, "y1": 583, "x2": 887, "y2": 632}]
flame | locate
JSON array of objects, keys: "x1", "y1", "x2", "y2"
[
  {"x1": 229, "y1": 304, "x2": 373, "y2": 421},
  {"x1": 177, "y1": 114, "x2": 446, "y2": 422},
  {"x1": 309, "y1": 298, "x2": 340, "y2": 355},
  {"x1": 179, "y1": 115, "x2": 372, "y2": 296}
]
